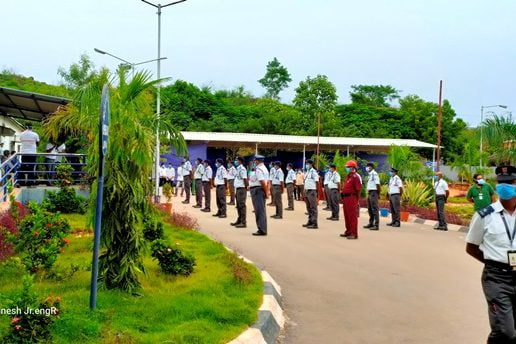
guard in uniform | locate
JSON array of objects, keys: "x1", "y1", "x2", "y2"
[
  {"x1": 268, "y1": 162, "x2": 276, "y2": 207},
  {"x1": 466, "y1": 165, "x2": 516, "y2": 344},
  {"x1": 201, "y1": 160, "x2": 213, "y2": 213},
  {"x1": 181, "y1": 158, "x2": 193, "y2": 204},
  {"x1": 271, "y1": 161, "x2": 285, "y2": 219},
  {"x1": 303, "y1": 159, "x2": 319, "y2": 229},
  {"x1": 285, "y1": 163, "x2": 296, "y2": 211},
  {"x1": 340, "y1": 160, "x2": 362, "y2": 239},
  {"x1": 193, "y1": 158, "x2": 205, "y2": 208},
  {"x1": 434, "y1": 171, "x2": 450, "y2": 230},
  {"x1": 175, "y1": 161, "x2": 184, "y2": 197},
  {"x1": 249, "y1": 155, "x2": 269, "y2": 236},
  {"x1": 387, "y1": 168, "x2": 403, "y2": 227},
  {"x1": 230, "y1": 157, "x2": 248, "y2": 228},
  {"x1": 326, "y1": 163, "x2": 341, "y2": 221},
  {"x1": 323, "y1": 166, "x2": 332, "y2": 211},
  {"x1": 227, "y1": 162, "x2": 237, "y2": 205},
  {"x1": 364, "y1": 162, "x2": 381, "y2": 230},
  {"x1": 213, "y1": 158, "x2": 227, "y2": 218}
]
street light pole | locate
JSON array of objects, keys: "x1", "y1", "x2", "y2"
[
  {"x1": 94, "y1": 48, "x2": 167, "y2": 76},
  {"x1": 141, "y1": 0, "x2": 188, "y2": 204},
  {"x1": 479, "y1": 104, "x2": 507, "y2": 167}
]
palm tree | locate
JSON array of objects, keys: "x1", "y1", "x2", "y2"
[
  {"x1": 44, "y1": 68, "x2": 187, "y2": 292},
  {"x1": 451, "y1": 142, "x2": 490, "y2": 183},
  {"x1": 482, "y1": 114, "x2": 516, "y2": 165},
  {"x1": 387, "y1": 145, "x2": 430, "y2": 181}
]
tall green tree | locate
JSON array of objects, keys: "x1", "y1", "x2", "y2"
[
  {"x1": 57, "y1": 54, "x2": 96, "y2": 90},
  {"x1": 258, "y1": 57, "x2": 292, "y2": 100},
  {"x1": 44, "y1": 68, "x2": 186, "y2": 292},
  {"x1": 350, "y1": 85, "x2": 400, "y2": 107},
  {"x1": 482, "y1": 114, "x2": 516, "y2": 164},
  {"x1": 293, "y1": 75, "x2": 338, "y2": 135}
]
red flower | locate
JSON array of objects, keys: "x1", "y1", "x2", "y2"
[
  {"x1": 45, "y1": 223, "x2": 52, "y2": 229},
  {"x1": 15, "y1": 325, "x2": 21, "y2": 331},
  {"x1": 55, "y1": 297, "x2": 61, "y2": 303},
  {"x1": 63, "y1": 238, "x2": 70, "y2": 245},
  {"x1": 33, "y1": 231, "x2": 40, "y2": 237},
  {"x1": 11, "y1": 317, "x2": 20, "y2": 324}
]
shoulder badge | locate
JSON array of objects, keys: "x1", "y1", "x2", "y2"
[{"x1": 477, "y1": 205, "x2": 495, "y2": 219}]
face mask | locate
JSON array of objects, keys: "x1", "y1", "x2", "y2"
[
  {"x1": 269, "y1": 164, "x2": 273, "y2": 169},
  {"x1": 496, "y1": 184, "x2": 516, "y2": 200},
  {"x1": 234, "y1": 160, "x2": 239, "y2": 166},
  {"x1": 305, "y1": 164, "x2": 311, "y2": 170},
  {"x1": 215, "y1": 163, "x2": 221, "y2": 168},
  {"x1": 345, "y1": 167, "x2": 351, "y2": 173},
  {"x1": 366, "y1": 167, "x2": 372, "y2": 172},
  {"x1": 287, "y1": 167, "x2": 291, "y2": 171},
  {"x1": 433, "y1": 176, "x2": 439, "y2": 181},
  {"x1": 388, "y1": 171, "x2": 393, "y2": 176},
  {"x1": 477, "y1": 179, "x2": 485, "y2": 185}
]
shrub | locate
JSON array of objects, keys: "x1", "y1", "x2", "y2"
[
  {"x1": 11, "y1": 203, "x2": 71, "y2": 273},
  {"x1": 143, "y1": 216, "x2": 164, "y2": 241},
  {"x1": 42, "y1": 187, "x2": 88, "y2": 214},
  {"x1": 168, "y1": 212, "x2": 199, "y2": 230},
  {"x1": 162, "y1": 183, "x2": 174, "y2": 203},
  {"x1": 0, "y1": 202, "x2": 29, "y2": 261},
  {"x1": 401, "y1": 180, "x2": 433, "y2": 207},
  {"x1": 151, "y1": 239, "x2": 195, "y2": 276},
  {"x1": 225, "y1": 253, "x2": 253, "y2": 285},
  {"x1": 3, "y1": 275, "x2": 61, "y2": 344}
]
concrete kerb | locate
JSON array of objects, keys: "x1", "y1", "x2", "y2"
[{"x1": 225, "y1": 248, "x2": 285, "y2": 344}]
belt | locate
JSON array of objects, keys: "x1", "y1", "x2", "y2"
[
  {"x1": 202, "y1": 181, "x2": 210, "y2": 183},
  {"x1": 286, "y1": 183, "x2": 293, "y2": 185},
  {"x1": 342, "y1": 193, "x2": 357, "y2": 197},
  {"x1": 368, "y1": 190, "x2": 378, "y2": 193},
  {"x1": 250, "y1": 186, "x2": 261, "y2": 189},
  {"x1": 485, "y1": 260, "x2": 516, "y2": 272},
  {"x1": 436, "y1": 194, "x2": 446, "y2": 197},
  {"x1": 236, "y1": 187, "x2": 245, "y2": 190},
  {"x1": 390, "y1": 193, "x2": 400, "y2": 196}
]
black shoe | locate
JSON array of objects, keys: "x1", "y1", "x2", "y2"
[
  {"x1": 201, "y1": 208, "x2": 211, "y2": 212},
  {"x1": 306, "y1": 224, "x2": 318, "y2": 229},
  {"x1": 339, "y1": 233, "x2": 350, "y2": 237},
  {"x1": 363, "y1": 224, "x2": 374, "y2": 229},
  {"x1": 271, "y1": 215, "x2": 282, "y2": 219},
  {"x1": 252, "y1": 231, "x2": 267, "y2": 236},
  {"x1": 326, "y1": 217, "x2": 338, "y2": 221},
  {"x1": 182, "y1": 200, "x2": 190, "y2": 204},
  {"x1": 285, "y1": 207, "x2": 294, "y2": 211},
  {"x1": 305, "y1": 212, "x2": 309, "y2": 215},
  {"x1": 267, "y1": 203, "x2": 274, "y2": 207},
  {"x1": 369, "y1": 226, "x2": 379, "y2": 231},
  {"x1": 192, "y1": 205, "x2": 202, "y2": 208},
  {"x1": 218, "y1": 214, "x2": 227, "y2": 218},
  {"x1": 212, "y1": 213, "x2": 220, "y2": 217},
  {"x1": 386, "y1": 222, "x2": 394, "y2": 226},
  {"x1": 392, "y1": 223, "x2": 400, "y2": 227},
  {"x1": 346, "y1": 235, "x2": 358, "y2": 240},
  {"x1": 230, "y1": 222, "x2": 240, "y2": 226},
  {"x1": 228, "y1": 202, "x2": 235, "y2": 206},
  {"x1": 235, "y1": 223, "x2": 247, "y2": 228},
  {"x1": 302, "y1": 223, "x2": 311, "y2": 228}
]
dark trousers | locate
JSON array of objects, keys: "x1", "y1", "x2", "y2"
[
  {"x1": 228, "y1": 179, "x2": 235, "y2": 203},
  {"x1": 236, "y1": 187, "x2": 247, "y2": 225},
  {"x1": 202, "y1": 182, "x2": 211, "y2": 210},
  {"x1": 175, "y1": 180, "x2": 184, "y2": 196},
  {"x1": 324, "y1": 185, "x2": 330, "y2": 206},
  {"x1": 269, "y1": 182, "x2": 275, "y2": 205},
  {"x1": 343, "y1": 195, "x2": 359, "y2": 237},
  {"x1": 251, "y1": 187, "x2": 267, "y2": 233},
  {"x1": 329, "y1": 188, "x2": 340, "y2": 219},
  {"x1": 286, "y1": 183, "x2": 294, "y2": 209},
  {"x1": 296, "y1": 185, "x2": 304, "y2": 201},
  {"x1": 183, "y1": 175, "x2": 192, "y2": 202},
  {"x1": 195, "y1": 179, "x2": 203, "y2": 206},
  {"x1": 305, "y1": 189, "x2": 318, "y2": 226},
  {"x1": 216, "y1": 185, "x2": 226, "y2": 215},
  {"x1": 272, "y1": 185, "x2": 283, "y2": 217},
  {"x1": 482, "y1": 263, "x2": 516, "y2": 343},
  {"x1": 436, "y1": 195, "x2": 447, "y2": 228},
  {"x1": 159, "y1": 177, "x2": 167, "y2": 186},
  {"x1": 367, "y1": 190, "x2": 380, "y2": 226},
  {"x1": 45, "y1": 158, "x2": 56, "y2": 183},
  {"x1": 21, "y1": 155, "x2": 37, "y2": 185},
  {"x1": 389, "y1": 194, "x2": 401, "y2": 224}
]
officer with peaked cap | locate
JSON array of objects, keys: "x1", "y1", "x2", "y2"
[
  {"x1": 303, "y1": 159, "x2": 319, "y2": 229},
  {"x1": 249, "y1": 155, "x2": 270, "y2": 236},
  {"x1": 466, "y1": 165, "x2": 516, "y2": 343}
]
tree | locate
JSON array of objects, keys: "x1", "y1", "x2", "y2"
[
  {"x1": 57, "y1": 54, "x2": 95, "y2": 90},
  {"x1": 293, "y1": 75, "x2": 338, "y2": 135},
  {"x1": 258, "y1": 57, "x2": 292, "y2": 100},
  {"x1": 350, "y1": 85, "x2": 400, "y2": 107},
  {"x1": 44, "y1": 67, "x2": 187, "y2": 292},
  {"x1": 387, "y1": 145, "x2": 431, "y2": 181},
  {"x1": 451, "y1": 142, "x2": 489, "y2": 182},
  {"x1": 482, "y1": 114, "x2": 516, "y2": 165}
]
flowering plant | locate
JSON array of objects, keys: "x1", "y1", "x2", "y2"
[{"x1": 151, "y1": 239, "x2": 195, "y2": 276}]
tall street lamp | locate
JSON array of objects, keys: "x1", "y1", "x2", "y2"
[
  {"x1": 141, "y1": 0, "x2": 188, "y2": 203},
  {"x1": 94, "y1": 48, "x2": 167, "y2": 76},
  {"x1": 480, "y1": 104, "x2": 507, "y2": 167}
]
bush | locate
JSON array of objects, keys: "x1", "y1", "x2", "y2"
[
  {"x1": 151, "y1": 239, "x2": 195, "y2": 276},
  {"x1": 42, "y1": 187, "x2": 88, "y2": 214},
  {"x1": 167, "y1": 212, "x2": 199, "y2": 230},
  {"x1": 2, "y1": 275, "x2": 61, "y2": 344},
  {"x1": 143, "y1": 216, "x2": 164, "y2": 241},
  {"x1": 0, "y1": 202, "x2": 29, "y2": 261},
  {"x1": 11, "y1": 203, "x2": 71, "y2": 273},
  {"x1": 402, "y1": 180, "x2": 433, "y2": 207}
]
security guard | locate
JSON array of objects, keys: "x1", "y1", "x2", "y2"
[
  {"x1": 192, "y1": 158, "x2": 205, "y2": 208},
  {"x1": 271, "y1": 161, "x2": 285, "y2": 219},
  {"x1": 434, "y1": 171, "x2": 450, "y2": 231},
  {"x1": 326, "y1": 163, "x2": 341, "y2": 221},
  {"x1": 227, "y1": 162, "x2": 237, "y2": 206},
  {"x1": 230, "y1": 157, "x2": 248, "y2": 228},
  {"x1": 340, "y1": 160, "x2": 362, "y2": 239},
  {"x1": 364, "y1": 162, "x2": 381, "y2": 230},
  {"x1": 249, "y1": 155, "x2": 269, "y2": 236},
  {"x1": 268, "y1": 161, "x2": 276, "y2": 207},
  {"x1": 303, "y1": 159, "x2": 319, "y2": 229},
  {"x1": 201, "y1": 160, "x2": 212, "y2": 213},
  {"x1": 387, "y1": 168, "x2": 403, "y2": 228},
  {"x1": 466, "y1": 165, "x2": 516, "y2": 344},
  {"x1": 323, "y1": 165, "x2": 332, "y2": 211},
  {"x1": 213, "y1": 158, "x2": 227, "y2": 218},
  {"x1": 285, "y1": 163, "x2": 296, "y2": 211},
  {"x1": 181, "y1": 158, "x2": 193, "y2": 204}
]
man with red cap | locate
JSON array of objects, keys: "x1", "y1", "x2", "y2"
[{"x1": 340, "y1": 160, "x2": 362, "y2": 239}]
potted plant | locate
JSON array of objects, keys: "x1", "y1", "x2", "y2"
[{"x1": 162, "y1": 183, "x2": 173, "y2": 213}]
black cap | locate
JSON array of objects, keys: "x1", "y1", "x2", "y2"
[
  {"x1": 391, "y1": 167, "x2": 398, "y2": 173},
  {"x1": 274, "y1": 161, "x2": 281, "y2": 167},
  {"x1": 236, "y1": 156, "x2": 244, "y2": 163},
  {"x1": 203, "y1": 159, "x2": 211, "y2": 164},
  {"x1": 196, "y1": 158, "x2": 203, "y2": 163},
  {"x1": 366, "y1": 162, "x2": 375, "y2": 168},
  {"x1": 329, "y1": 163, "x2": 336, "y2": 169},
  {"x1": 306, "y1": 159, "x2": 314, "y2": 165},
  {"x1": 216, "y1": 158, "x2": 224, "y2": 164},
  {"x1": 287, "y1": 163, "x2": 293, "y2": 168},
  {"x1": 254, "y1": 155, "x2": 265, "y2": 161},
  {"x1": 496, "y1": 165, "x2": 516, "y2": 183}
]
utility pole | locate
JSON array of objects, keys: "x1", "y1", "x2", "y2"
[
  {"x1": 436, "y1": 80, "x2": 443, "y2": 172},
  {"x1": 316, "y1": 112, "x2": 321, "y2": 170}
]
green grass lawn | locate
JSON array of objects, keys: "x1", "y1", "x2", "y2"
[{"x1": 0, "y1": 214, "x2": 263, "y2": 344}]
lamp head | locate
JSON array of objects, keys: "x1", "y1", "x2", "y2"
[{"x1": 94, "y1": 48, "x2": 107, "y2": 55}]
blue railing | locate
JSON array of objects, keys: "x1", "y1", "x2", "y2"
[{"x1": 0, "y1": 153, "x2": 87, "y2": 202}]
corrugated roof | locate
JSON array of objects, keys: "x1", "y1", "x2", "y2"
[{"x1": 0, "y1": 87, "x2": 70, "y2": 122}]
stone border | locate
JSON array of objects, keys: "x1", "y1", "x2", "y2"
[{"x1": 228, "y1": 253, "x2": 285, "y2": 344}]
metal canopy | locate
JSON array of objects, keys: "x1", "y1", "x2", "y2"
[{"x1": 0, "y1": 87, "x2": 71, "y2": 122}]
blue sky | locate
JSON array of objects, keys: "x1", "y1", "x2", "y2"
[{"x1": 3, "y1": 0, "x2": 515, "y2": 126}]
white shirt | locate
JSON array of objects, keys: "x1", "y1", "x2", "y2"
[
  {"x1": 177, "y1": 166, "x2": 184, "y2": 181},
  {"x1": 227, "y1": 166, "x2": 237, "y2": 180},
  {"x1": 166, "y1": 167, "x2": 175, "y2": 180},
  {"x1": 202, "y1": 166, "x2": 213, "y2": 182},
  {"x1": 214, "y1": 165, "x2": 227, "y2": 185},
  {"x1": 366, "y1": 170, "x2": 380, "y2": 191},
  {"x1": 323, "y1": 171, "x2": 332, "y2": 186},
  {"x1": 388, "y1": 175, "x2": 403, "y2": 194},
  {"x1": 466, "y1": 201, "x2": 516, "y2": 264},
  {"x1": 285, "y1": 169, "x2": 296, "y2": 184},
  {"x1": 249, "y1": 163, "x2": 269, "y2": 187},
  {"x1": 159, "y1": 166, "x2": 167, "y2": 178},
  {"x1": 183, "y1": 161, "x2": 192, "y2": 176},
  {"x1": 269, "y1": 167, "x2": 276, "y2": 181},
  {"x1": 56, "y1": 143, "x2": 66, "y2": 162},
  {"x1": 234, "y1": 165, "x2": 248, "y2": 188},
  {"x1": 272, "y1": 168, "x2": 284, "y2": 185},
  {"x1": 45, "y1": 143, "x2": 58, "y2": 160},
  {"x1": 328, "y1": 171, "x2": 341, "y2": 189},
  {"x1": 194, "y1": 163, "x2": 205, "y2": 179},
  {"x1": 20, "y1": 130, "x2": 39, "y2": 154},
  {"x1": 434, "y1": 179, "x2": 449, "y2": 195},
  {"x1": 304, "y1": 168, "x2": 319, "y2": 190}
]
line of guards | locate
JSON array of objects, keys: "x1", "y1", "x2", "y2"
[{"x1": 172, "y1": 154, "x2": 417, "y2": 239}]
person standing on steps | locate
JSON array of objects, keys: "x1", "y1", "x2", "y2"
[
  {"x1": 227, "y1": 161, "x2": 237, "y2": 206},
  {"x1": 434, "y1": 171, "x2": 450, "y2": 231},
  {"x1": 213, "y1": 158, "x2": 228, "y2": 218},
  {"x1": 271, "y1": 161, "x2": 285, "y2": 220},
  {"x1": 326, "y1": 163, "x2": 341, "y2": 221},
  {"x1": 250, "y1": 155, "x2": 269, "y2": 236},
  {"x1": 340, "y1": 160, "x2": 362, "y2": 239},
  {"x1": 181, "y1": 157, "x2": 193, "y2": 204},
  {"x1": 387, "y1": 168, "x2": 403, "y2": 228},
  {"x1": 364, "y1": 162, "x2": 381, "y2": 231},
  {"x1": 303, "y1": 159, "x2": 319, "y2": 229},
  {"x1": 193, "y1": 158, "x2": 205, "y2": 209},
  {"x1": 323, "y1": 165, "x2": 332, "y2": 211},
  {"x1": 201, "y1": 160, "x2": 213, "y2": 213},
  {"x1": 268, "y1": 161, "x2": 276, "y2": 207},
  {"x1": 465, "y1": 165, "x2": 516, "y2": 344},
  {"x1": 285, "y1": 163, "x2": 296, "y2": 211},
  {"x1": 231, "y1": 157, "x2": 248, "y2": 228}
]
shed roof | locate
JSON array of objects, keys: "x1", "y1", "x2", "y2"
[{"x1": 0, "y1": 87, "x2": 70, "y2": 122}]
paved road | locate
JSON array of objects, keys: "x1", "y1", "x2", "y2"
[{"x1": 171, "y1": 192, "x2": 489, "y2": 344}]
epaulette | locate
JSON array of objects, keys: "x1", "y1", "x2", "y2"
[{"x1": 477, "y1": 205, "x2": 495, "y2": 219}]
